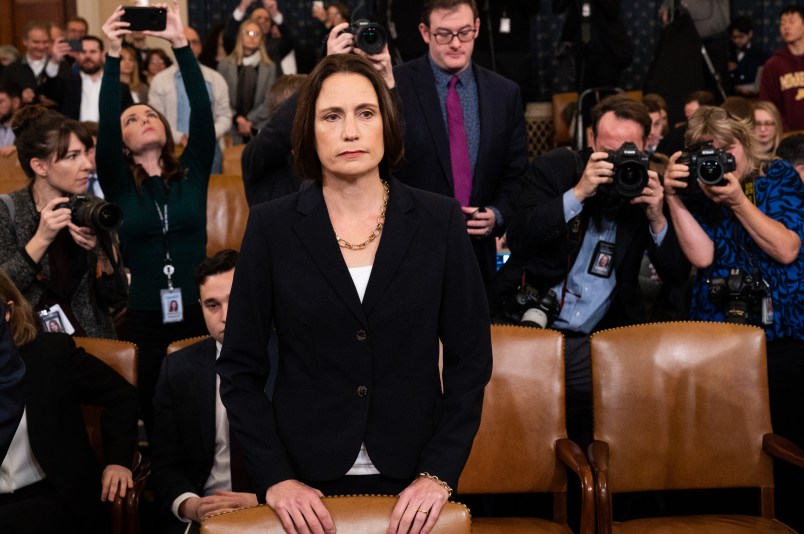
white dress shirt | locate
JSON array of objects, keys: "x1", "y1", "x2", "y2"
[{"x1": 0, "y1": 408, "x2": 47, "y2": 494}]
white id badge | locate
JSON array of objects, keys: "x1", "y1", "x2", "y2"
[
  {"x1": 160, "y1": 288, "x2": 184, "y2": 323},
  {"x1": 499, "y1": 17, "x2": 511, "y2": 34},
  {"x1": 37, "y1": 304, "x2": 75, "y2": 334},
  {"x1": 761, "y1": 295, "x2": 774, "y2": 326}
]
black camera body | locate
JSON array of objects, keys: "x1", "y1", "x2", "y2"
[
  {"x1": 708, "y1": 268, "x2": 765, "y2": 325},
  {"x1": 679, "y1": 141, "x2": 736, "y2": 189},
  {"x1": 341, "y1": 19, "x2": 388, "y2": 54},
  {"x1": 605, "y1": 142, "x2": 650, "y2": 198},
  {"x1": 504, "y1": 284, "x2": 560, "y2": 329},
  {"x1": 57, "y1": 195, "x2": 123, "y2": 232}
]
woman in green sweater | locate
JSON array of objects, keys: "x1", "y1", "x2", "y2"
[{"x1": 98, "y1": 1, "x2": 215, "y2": 435}]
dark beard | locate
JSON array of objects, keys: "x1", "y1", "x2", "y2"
[
  {"x1": 81, "y1": 63, "x2": 102, "y2": 75},
  {"x1": 0, "y1": 111, "x2": 12, "y2": 124}
]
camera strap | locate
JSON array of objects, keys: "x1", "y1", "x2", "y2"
[{"x1": 742, "y1": 176, "x2": 756, "y2": 205}]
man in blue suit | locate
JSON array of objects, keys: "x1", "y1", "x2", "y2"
[{"x1": 392, "y1": 0, "x2": 528, "y2": 292}]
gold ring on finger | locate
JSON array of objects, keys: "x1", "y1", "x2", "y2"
[{"x1": 418, "y1": 509, "x2": 428, "y2": 514}]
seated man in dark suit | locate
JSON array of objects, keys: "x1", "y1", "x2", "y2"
[{"x1": 151, "y1": 249, "x2": 257, "y2": 533}]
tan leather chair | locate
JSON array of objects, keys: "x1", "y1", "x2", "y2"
[
  {"x1": 207, "y1": 174, "x2": 249, "y2": 256},
  {"x1": 223, "y1": 144, "x2": 246, "y2": 176},
  {"x1": 0, "y1": 147, "x2": 28, "y2": 194},
  {"x1": 458, "y1": 325, "x2": 595, "y2": 534},
  {"x1": 551, "y1": 92, "x2": 578, "y2": 147},
  {"x1": 167, "y1": 335, "x2": 211, "y2": 355},
  {"x1": 201, "y1": 496, "x2": 471, "y2": 534},
  {"x1": 74, "y1": 337, "x2": 149, "y2": 534},
  {"x1": 588, "y1": 322, "x2": 804, "y2": 534}
]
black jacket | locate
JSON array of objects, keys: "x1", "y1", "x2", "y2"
[{"x1": 218, "y1": 178, "x2": 492, "y2": 496}]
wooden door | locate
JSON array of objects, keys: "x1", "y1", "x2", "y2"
[{"x1": 0, "y1": 0, "x2": 76, "y2": 53}]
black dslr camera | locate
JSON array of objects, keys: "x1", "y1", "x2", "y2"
[
  {"x1": 57, "y1": 195, "x2": 123, "y2": 232},
  {"x1": 708, "y1": 268, "x2": 766, "y2": 325},
  {"x1": 504, "y1": 284, "x2": 560, "y2": 329},
  {"x1": 678, "y1": 141, "x2": 736, "y2": 189},
  {"x1": 605, "y1": 142, "x2": 650, "y2": 198},
  {"x1": 341, "y1": 19, "x2": 388, "y2": 54}
]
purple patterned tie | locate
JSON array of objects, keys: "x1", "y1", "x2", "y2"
[{"x1": 447, "y1": 76, "x2": 472, "y2": 207}]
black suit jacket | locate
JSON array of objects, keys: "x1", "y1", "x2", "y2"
[
  {"x1": 497, "y1": 147, "x2": 690, "y2": 327},
  {"x1": 0, "y1": 56, "x2": 71, "y2": 100},
  {"x1": 42, "y1": 70, "x2": 134, "y2": 121},
  {"x1": 392, "y1": 54, "x2": 527, "y2": 288},
  {"x1": 0, "y1": 304, "x2": 24, "y2": 460},
  {"x1": 152, "y1": 337, "x2": 222, "y2": 533},
  {"x1": 15, "y1": 333, "x2": 137, "y2": 533},
  {"x1": 218, "y1": 178, "x2": 492, "y2": 496}
]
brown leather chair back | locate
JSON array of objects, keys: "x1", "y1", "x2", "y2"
[
  {"x1": 0, "y1": 148, "x2": 28, "y2": 194},
  {"x1": 167, "y1": 335, "x2": 211, "y2": 355},
  {"x1": 552, "y1": 92, "x2": 578, "y2": 147},
  {"x1": 73, "y1": 337, "x2": 137, "y2": 462},
  {"x1": 223, "y1": 144, "x2": 245, "y2": 176},
  {"x1": 459, "y1": 324, "x2": 567, "y2": 494},
  {"x1": 201, "y1": 496, "x2": 472, "y2": 534},
  {"x1": 590, "y1": 321, "x2": 773, "y2": 493},
  {"x1": 207, "y1": 174, "x2": 249, "y2": 257}
]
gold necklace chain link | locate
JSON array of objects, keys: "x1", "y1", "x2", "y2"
[{"x1": 336, "y1": 180, "x2": 389, "y2": 250}]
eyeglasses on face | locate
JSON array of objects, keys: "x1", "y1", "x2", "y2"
[
  {"x1": 242, "y1": 30, "x2": 261, "y2": 37},
  {"x1": 755, "y1": 121, "x2": 776, "y2": 129},
  {"x1": 429, "y1": 27, "x2": 476, "y2": 45}
]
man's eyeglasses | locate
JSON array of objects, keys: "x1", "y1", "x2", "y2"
[{"x1": 429, "y1": 28, "x2": 476, "y2": 45}]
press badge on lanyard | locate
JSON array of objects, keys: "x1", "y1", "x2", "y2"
[{"x1": 154, "y1": 201, "x2": 183, "y2": 323}]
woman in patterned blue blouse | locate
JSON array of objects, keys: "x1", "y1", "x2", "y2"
[{"x1": 663, "y1": 105, "x2": 804, "y2": 530}]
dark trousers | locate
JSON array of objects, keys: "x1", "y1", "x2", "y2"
[
  {"x1": 767, "y1": 337, "x2": 804, "y2": 532},
  {"x1": 121, "y1": 305, "x2": 206, "y2": 439},
  {"x1": 563, "y1": 333, "x2": 593, "y2": 450},
  {"x1": 302, "y1": 475, "x2": 409, "y2": 497},
  {"x1": 0, "y1": 479, "x2": 102, "y2": 534}
]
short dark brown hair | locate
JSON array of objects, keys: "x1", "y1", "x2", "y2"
[
  {"x1": 291, "y1": 54, "x2": 404, "y2": 182},
  {"x1": 12, "y1": 105, "x2": 93, "y2": 180},
  {"x1": 590, "y1": 94, "x2": 652, "y2": 141},
  {"x1": 421, "y1": 0, "x2": 478, "y2": 26},
  {"x1": 195, "y1": 249, "x2": 238, "y2": 287}
]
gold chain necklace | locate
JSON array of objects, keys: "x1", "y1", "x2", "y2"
[{"x1": 336, "y1": 180, "x2": 389, "y2": 250}]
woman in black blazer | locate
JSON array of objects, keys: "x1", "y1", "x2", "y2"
[
  {"x1": 218, "y1": 53, "x2": 492, "y2": 534},
  {"x1": 0, "y1": 271, "x2": 137, "y2": 534}
]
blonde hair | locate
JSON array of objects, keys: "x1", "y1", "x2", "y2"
[
  {"x1": 685, "y1": 106, "x2": 768, "y2": 180},
  {"x1": 232, "y1": 19, "x2": 271, "y2": 66},
  {"x1": 752, "y1": 100, "x2": 783, "y2": 153},
  {"x1": 0, "y1": 271, "x2": 39, "y2": 346},
  {"x1": 120, "y1": 45, "x2": 145, "y2": 93}
]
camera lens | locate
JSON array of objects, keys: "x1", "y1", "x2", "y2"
[
  {"x1": 94, "y1": 203, "x2": 124, "y2": 232},
  {"x1": 614, "y1": 162, "x2": 648, "y2": 198},
  {"x1": 697, "y1": 158, "x2": 723, "y2": 185},
  {"x1": 355, "y1": 22, "x2": 387, "y2": 54}
]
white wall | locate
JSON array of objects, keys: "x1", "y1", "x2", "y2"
[{"x1": 77, "y1": 0, "x2": 189, "y2": 55}]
